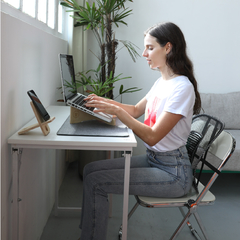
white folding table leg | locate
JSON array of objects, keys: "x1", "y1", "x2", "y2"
[
  {"x1": 12, "y1": 147, "x2": 22, "y2": 240},
  {"x1": 108, "y1": 151, "x2": 114, "y2": 218},
  {"x1": 54, "y1": 150, "x2": 60, "y2": 216},
  {"x1": 121, "y1": 151, "x2": 131, "y2": 240}
]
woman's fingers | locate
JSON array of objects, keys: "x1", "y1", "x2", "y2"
[
  {"x1": 84, "y1": 94, "x2": 103, "y2": 102},
  {"x1": 85, "y1": 100, "x2": 100, "y2": 108},
  {"x1": 86, "y1": 100, "x2": 116, "y2": 115},
  {"x1": 84, "y1": 95, "x2": 94, "y2": 101}
]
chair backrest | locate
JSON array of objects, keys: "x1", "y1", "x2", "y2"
[
  {"x1": 186, "y1": 130, "x2": 203, "y2": 164},
  {"x1": 191, "y1": 114, "x2": 225, "y2": 154},
  {"x1": 195, "y1": 130, "x2": 236, "y2": 204},
  {"x1": 190, "y1": 114, "x2": 225, "y2": 185}
]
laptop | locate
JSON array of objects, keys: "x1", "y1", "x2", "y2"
[{"x1": 58, "y1": 54, "x2": 112, "y2": 123}]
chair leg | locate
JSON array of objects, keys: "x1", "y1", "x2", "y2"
[
  {"x1": 118, "y1": 202, "x2": 140, "y2": 240},
  {"x1": 193, "y1": 212, "x2": 209, "y2": 240},
  {"x1": 186, "y1": 221, "x2": 202, "y2": 240},
  {"x1": 170, "y1": 208, "x2": 193, "y2": 240},
  {"x1": 179, "y1": 207, "x2": 202, "y2": 240},
  {"x1": 128, "y1": 201, "x2": 139, "y2": 220}
]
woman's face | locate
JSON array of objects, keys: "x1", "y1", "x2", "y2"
[{"x1": 142, "y1": 33, "x2": 168, "y2": 70}]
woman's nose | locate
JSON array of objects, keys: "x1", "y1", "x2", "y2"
[{"x1": 142, "y1": 49, "x2": 147, "y2": 57}]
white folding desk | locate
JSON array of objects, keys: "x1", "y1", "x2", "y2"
[{"x1": 8, "y1": 105, "x2": 137, "y2": 240}]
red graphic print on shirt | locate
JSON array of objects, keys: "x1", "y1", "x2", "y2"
[{"x1": 144, "y1": 97, "x2": 161, "y2": 127}]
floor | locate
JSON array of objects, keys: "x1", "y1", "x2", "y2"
[{"x1": 40, "y1": 161, "x2": 240, "y2": 240}]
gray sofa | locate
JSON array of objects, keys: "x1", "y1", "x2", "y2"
[{"x1": 200, "y1": 92, "x2": 240, "y2": 172}]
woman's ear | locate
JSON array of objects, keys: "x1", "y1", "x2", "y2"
[{"x1": 166, "y1": 42, "x2": 172, "y2": 54}]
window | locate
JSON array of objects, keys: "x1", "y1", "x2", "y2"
[
  {"x1": 38, "y1": 0, "x2": 47, "y2": 23},
  {"x1": 22, "y1": 0, "x2": 36, "y2": 18},
  {"x1": 2, "y1": 0, "x2": 65, "y2": 34},
  {"x1": 47, "y1": 0, "x2": 55, "y2": 29},
  {"x1": 58, "y1": 3, "x2": 63, "y2": 34}
]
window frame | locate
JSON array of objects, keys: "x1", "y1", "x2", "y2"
[{"x1": 1, "y1": 0, "x2": 69, "y2": 40}]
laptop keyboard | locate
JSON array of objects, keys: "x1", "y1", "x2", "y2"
[
  {"x1": 67, "y1": 94, "x2": 112, "y2": 122},
  {"x1": 72, "y1": 95, "x2": 94, "y2": 111}
]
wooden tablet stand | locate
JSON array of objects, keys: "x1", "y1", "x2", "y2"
[
  {"x1": 70, "y1": 106, "x2": 115, "y2": 125},
  {"x1": 18, "y1": 102, "x2": 55, "y2": 136}
]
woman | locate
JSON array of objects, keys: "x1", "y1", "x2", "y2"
[{"x1": 79, "y1": 22, "x2": 201, "y2": 240}]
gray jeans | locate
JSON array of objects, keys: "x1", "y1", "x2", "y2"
[{"x1": 79, "y1": 146, "x2": 192, "y2": 240}]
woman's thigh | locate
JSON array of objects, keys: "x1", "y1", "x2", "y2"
[
  {"x1": 83, "y1": 154, "x2": 150, "y2": 180},
  {"x1": 84, "y1": 163, "x2": 185, "y2": 198}
]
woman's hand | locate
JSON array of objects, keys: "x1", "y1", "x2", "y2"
[
  {"x1": 84, "y1": 94, "x2": 107, "y2": 103},
  {"x1": 85, "y1": 97, "x2": 120, "y2": 116},
  {"x1": 85, "y1": 94, "x2": 119, "y2": 115}
]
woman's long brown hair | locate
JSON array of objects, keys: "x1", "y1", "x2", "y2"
[{"x1": 145, "y1": 22, "x2": 201, "y2": 114}]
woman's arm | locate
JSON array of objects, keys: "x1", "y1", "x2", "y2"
[
  {"x1": 85, "y1": 94, "x2": 146, "y2": 119},
  {"x1": 85, "y1": 96, "x2": 182, "y2": 146},
  {"x1": 114, "y1": 108, "x2": 182, "y2": 146}
]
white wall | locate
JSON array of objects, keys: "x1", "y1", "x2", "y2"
[
  {"x1": 1, "y1": 11, "x2": 68, "y2": 240},
  {"x1": 82, "y1": 0, "x2": 240, "y2": 156}
]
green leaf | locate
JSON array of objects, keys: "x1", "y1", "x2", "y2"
[
  {"x1": 86, "y1": 23, "x2": 91, "y2": 30},
  {"x1": 119, "y1": 84, "x2": 124, "y2": 94},
  {"x1": 121, "y1": 87, "x2": 142, "y2": 94},
  {"x1": 118, "y1": 40, "x2": 141, "y2": 62}
]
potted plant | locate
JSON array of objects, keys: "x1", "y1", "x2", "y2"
[
  {"x1": 61, "y1": 0, "x2": 141, "y2": 101},
  {"x1": 61, "y1": 0, "x2": 141, "y2": 176}
]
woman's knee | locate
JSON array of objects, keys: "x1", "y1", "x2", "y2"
[
  {"x1": 83, "y1": 161, "x2": 98, "y2": 180},
  {"x1": 82, "y1": 158, "x2": 115, "y2": 180}
]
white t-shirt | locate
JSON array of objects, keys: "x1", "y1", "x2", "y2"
[{"x1": 144, "y1": 75, "x2": 195, "y2": 152}]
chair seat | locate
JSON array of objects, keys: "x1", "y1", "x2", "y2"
[{"x1": 137, "y1": 182, "x2": 215, "y2": 207}]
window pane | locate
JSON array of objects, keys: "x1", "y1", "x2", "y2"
[
  {"x1": 47, "y1": 0, "x2": 55, "y2": 29},
  {"x1": 4, "y1": 0, "x2": 20, "y2": 8},
  {"x1": 4, "y1": 0, "x2": 64, "y2": 35},
  {"x1": 38, "y1": 0, "x2": 47, "y2": 23},
  {"x1": 58, "y1": 3, "x2": 63, "y2": 33},
  {"x1": 22, "y1": 0, "x2": 36, "y2": 18}
]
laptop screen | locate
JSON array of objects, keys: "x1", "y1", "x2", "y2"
[{"x1": 59, "y1": 54, "x2": 77, "y2": 102}]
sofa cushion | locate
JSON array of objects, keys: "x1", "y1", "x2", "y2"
[{"x1": 200, "y1": 92, "x2": 240, "y2": 129}]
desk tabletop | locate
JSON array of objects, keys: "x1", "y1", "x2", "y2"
[{"x1": 8, "y1": 106, "x2": 137, "y2": 151}]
